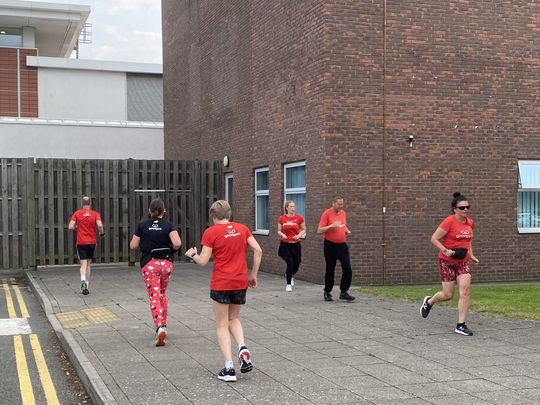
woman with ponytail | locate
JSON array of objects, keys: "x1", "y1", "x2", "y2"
[{"x1": 130, "y1": 198, "x2": 181, "y2": 346}]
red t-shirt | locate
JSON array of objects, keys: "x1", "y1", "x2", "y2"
[
  {"x1": 278, "y1": 214, "x2": 304, "y2": 243},
  {"x1": 319, "y1": 208, "x2": 347, "y2": 243},
  {"x1": 200, "y1": 222, "x2": 252, "y2": 290},
  {"x1": 71, "y1": 209, "x2": 102, "y2": 245},
  {"x1": 438, "y1": 215, "x2": 474, "y2": 262}
]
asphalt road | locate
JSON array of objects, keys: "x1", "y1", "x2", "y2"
[{"x1": 0, "y1": 276, "x2": 91, "y2": 405}]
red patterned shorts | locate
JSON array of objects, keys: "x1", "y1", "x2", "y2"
[{"x1": 438, "y1": 259, "x2": 471, "y2": 282}]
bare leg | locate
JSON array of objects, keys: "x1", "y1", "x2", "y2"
[
  {"x1": 428, "y1": 281, "x2": 455, "y2": 306},
  {"x1": 213, "y1": 301, "x2": 233, "y2": 363},
  {"x1": 79, "y1": 259, "x2": 88, "y2": 280},
  {"x1": 456, "y1": 273, "x2": 472, "y2": 323},
  {"x1": 86, "y1": 259, "x2": 92, "y2": 284},
  {"x1": 228, "y1": 304, "x2": 244, "y2": 347}
]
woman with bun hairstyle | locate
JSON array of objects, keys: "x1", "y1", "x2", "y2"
[
  {"x1": 277, "y1": 200, "x2": 306, "y2": 292},
  {"x1": 420, "y1": 192, "x2": 479, "y2": 336},
  {"x1": 130, "y1": 198, "x2": 181, "y2": 346}
]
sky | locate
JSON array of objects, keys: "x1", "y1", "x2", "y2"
[{"x1": 33, "y1": 0, "x2": 162, "y2": 64}]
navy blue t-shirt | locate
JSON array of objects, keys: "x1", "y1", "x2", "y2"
[{"x1": 134, "y1": 218, "x2": 175, "y2": 267}]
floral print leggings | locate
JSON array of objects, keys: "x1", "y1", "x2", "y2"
[{"x1": 141, "y1": 259, "x2": 173, "y2": 328}]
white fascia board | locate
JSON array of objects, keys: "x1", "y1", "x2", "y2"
[{"x1": 26, "y1": 56, "x2": 163, "y2": 74}]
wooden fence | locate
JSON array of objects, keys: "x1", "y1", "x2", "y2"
[{"x1": 0, "y1": 158, "x2": 222, "y2": 269}]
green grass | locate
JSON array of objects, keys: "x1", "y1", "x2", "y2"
[{"x1": 359, "y1": 283, "x2": 540, "y2": 321}]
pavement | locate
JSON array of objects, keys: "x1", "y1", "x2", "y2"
[{"x1": 25, "y1": 263, "x2": 540, "y2": 405}]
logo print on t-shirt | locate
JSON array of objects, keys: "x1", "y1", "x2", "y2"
[
  {"x1": 224, "y1": 226, "x2": 241, "y2": 238},
  {"x1": 456, "y1": 229, "x2": 472, "y2": 239}
]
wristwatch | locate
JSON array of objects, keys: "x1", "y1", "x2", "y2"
[{"x1": 190, "y1": 252, "x2": 197, "y2": 258}]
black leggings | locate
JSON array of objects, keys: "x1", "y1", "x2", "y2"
[
  {"x1": 278, "y1": 242, "x2": 302, "y2": 284},
  {"x1": 323, "y1": 240, "x2": 352, "y2": 293}
]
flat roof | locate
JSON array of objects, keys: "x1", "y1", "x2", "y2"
[
  {"x1": 27, "y1": 56, "x2": 163, "y2": 74},
  {"x1": 0, "y1": 0, "x2": 90, "y2": 57}
]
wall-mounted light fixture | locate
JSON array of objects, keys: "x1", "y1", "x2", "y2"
[
  {"x1": 223, "y1": 156, "x2": 230, "y2": 167},
  {"x1": 408, "y1": 135, "x2": 414, "y2": 148}
]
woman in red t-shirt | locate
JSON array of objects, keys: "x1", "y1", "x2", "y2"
[
  {"x1": 185, "y1": 200, "x2": 262, "y2": 382},
  {"x1": 420, "y1": 192, "x2": 480, "y2": 336},
  {"x1": 277, "y1": 200, "x2": 306, "y2": 291}
]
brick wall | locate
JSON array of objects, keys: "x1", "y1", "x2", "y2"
[
  {"x1": 163, "y1": 0, "x2": 540, "y2": 284},
  {"x1": 0, "y1": 47, "x2": 38, "y2": 117}
]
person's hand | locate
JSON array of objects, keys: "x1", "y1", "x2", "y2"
[
  {"x1": 332, "y1": 220, "x2": 342, "y2": 228},
  {"x1": 346, "y1": 229, "x2": 351, "y2": 235},
  {"x1": 99, "y1": 233, "x2": 105, "y2": 238},
  {"x1": 442, "y1": 248, "x2": 455, "y2": 257},
  {"x1": 471, "y1": 255, "x2": 480, "y2": 264},
  {"x1": 184, "y1": 247, "x2": 197, "y2": 258},
  {"x1": 248, "y1": 274, "x2": 257, "y2": 288},
  {"x1": 292, "y1": 234, "x2": 301, "y2": 240}
]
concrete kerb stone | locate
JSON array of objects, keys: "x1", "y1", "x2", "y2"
[{"x1": 25, "y1": 269, "x2": 118, "y2": 405}]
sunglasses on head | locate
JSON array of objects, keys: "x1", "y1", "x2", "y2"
[{"x1": 456, "y1": 206, "x2": 470, "y2": 210}]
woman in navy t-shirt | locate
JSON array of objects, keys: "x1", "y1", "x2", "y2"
[{"x1": 130, "y1": 198, "x2": 181, "y2": 346}]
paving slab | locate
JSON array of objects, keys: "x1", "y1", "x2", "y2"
[{"x1": 26, "y1": 263, "x2": 540, "y2": 404}]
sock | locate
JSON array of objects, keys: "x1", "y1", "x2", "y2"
[
  {"x1": 81, "y1": 276, "x2": 86, "y2": 282},
  {"x1": 225, "y1": 360, "x2": 234, "y2": 370},
  {"x1": 457, "y1": 322, "x2": 465, "y2": 327},
  {"x1": 238, "y1": 342, "x2": 246, "y2": 351}
]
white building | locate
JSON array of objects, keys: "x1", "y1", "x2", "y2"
[{"x1": 0, "y1": 0, "x2": 164, "y2": 159}]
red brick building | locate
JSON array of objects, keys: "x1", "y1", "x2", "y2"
[{"x1": 162, "y1": 0, "x2": 540, "y2": 284}]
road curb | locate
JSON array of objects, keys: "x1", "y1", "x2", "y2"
[{"x1": 25, "y1": 269, "x2": 118, "y2": 405}]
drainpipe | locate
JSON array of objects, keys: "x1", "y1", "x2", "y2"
[{"x1": 381, "y1": 0, "x2": 387, "y2": 285}]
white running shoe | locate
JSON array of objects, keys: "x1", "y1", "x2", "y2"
[{"x1": 286, "y1": 284, "x2": 293, "y2": 292}]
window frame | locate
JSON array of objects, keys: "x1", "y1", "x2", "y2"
[
  {"x1": 254, "y1": 167, "x2": 269, "y2": 235},
  {"x1": 517, "y1": 160, "x2": 540, "y2": 233},
  {"x1": 283, "y1": 161, "x2": 306, "y2": 218}
]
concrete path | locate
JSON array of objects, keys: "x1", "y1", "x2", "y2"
[{"x1": 26, "y1": 264, "x2": 540, "y2": 404}]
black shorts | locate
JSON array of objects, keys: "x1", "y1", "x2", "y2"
[
  {"x1": 76, "y1": 244, "x2": 96, "y2": 260},
  {"x1": 210, "y1": 289, "x2": 247, "y2": 305}
]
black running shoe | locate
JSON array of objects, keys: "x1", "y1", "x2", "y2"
[
  {"x1": 238, "y1": 346, "x2": 253, "y2": 373},
  {"x1": 339, "y1": 292, "x2": 355, "y2": 301},
  {"x1": 420, "y1": 296, "x2": 432, "y2": 318},
  {"x1": 81, "y1": 281, "x2": 89, "y2": 295},
  {"x1": 217, "y1": 367, "x2": 237, "y2": 382},
  {"x1": 454, "y1": 324, "x2": 473, "y2": 336},
  {"x1": 324, "y1": 292, "x2": 333, "y2": 302}
]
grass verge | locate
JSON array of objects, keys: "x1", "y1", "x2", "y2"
[{"x1": 359, "y1": 283, "x2": 540, "y2": 321}]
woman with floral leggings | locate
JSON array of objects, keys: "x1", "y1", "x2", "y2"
[{"x1": 130, "y1": 198, "x2": 181, "y2": 346}]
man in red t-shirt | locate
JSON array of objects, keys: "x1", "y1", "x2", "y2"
[
  {"x1": 317, "y1": 195, "x2": 355, "y2": 302},
  {"x1": 68, "y1": 196, "x2": 104, "y2": 295}
]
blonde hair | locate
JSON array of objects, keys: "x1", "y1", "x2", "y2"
[
  {"x1": 283, "y1": 200, "x2": 295, "y2": 214},
  {"x1": 209, "y1": 200, "x2": 231, "y2": 220}
]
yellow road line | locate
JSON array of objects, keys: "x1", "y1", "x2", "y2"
[
  {"x1": 2, "y1": 281, "x2": 17, "y2": 318},
  {"x1": 14, "y1": 335, "x2": 36, "y2": 404},
  {"x1": 12, "y1": 284, "x2": 30, "y2": 318},
  {"x1": 29, "y1": 334, "x2": 60, "y2": 405}
]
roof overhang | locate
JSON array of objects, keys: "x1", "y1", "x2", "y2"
[{"x1": 0, "y1": 0, "x2": 90, "y2": 57}]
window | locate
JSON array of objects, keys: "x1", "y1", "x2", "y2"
[
  {"x1": 284, "y1": 162, "x2": 306, "y2": 217},
  {"x1": 518, "y1": 161, "x2": 540, "y2": 233},
  {"x1": 254, "y1": 168, "x2": 269, "y2": 233},
  {"x1": 0, "y1": 28, "x2": 23, "y2": 47}
]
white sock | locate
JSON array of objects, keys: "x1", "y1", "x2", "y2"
[
  {"x1": 225, "y1": 360, "x2": 234, "y2": 370},
  {"x1": 80, "y1": 276, "x2": 86, "y2": 282}
]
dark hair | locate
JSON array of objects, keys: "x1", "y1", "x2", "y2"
[
  {"x1": 451, "y1": 192, "x2": 468, "y2": 211},
  {"x1": 332, "y1": 195, "x2": 344, "y2": 203},
  {"x1": 148, "y1": 198, "x2": 165, "y2": 219},
  {"x1": 82, "y1": 196, "x2": 91, "y2": 207}
]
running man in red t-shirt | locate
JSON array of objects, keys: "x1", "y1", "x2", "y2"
[
  {"x1": 420, "y1": 192, "x2": 480, "y2": 336},
  {"x1": 277, "y1": 200, "x2": 306, "y2": 292},
  {"x1": 185, "y1": 200, "x2": 262, "y2": 382},
  {"x1": 68, "y1": 196, "x2": 104, "y2": 295},
  {"x1": 317, "y1": 195, "x2": 355, "y2": 302}
]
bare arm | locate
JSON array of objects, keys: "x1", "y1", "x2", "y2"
[
  {"x1": 317, "y1": 221, "x2": 340, "y2": 234},
  {"x1": 129, "y1": 235, "x2": 140, "y2": 250},
  {"x1": 431, "y1": 226, "x2": 453, "y2": 256},
  {"x1": 469, "y1": 242, "x2": 479, "y2": 263},
  {"x1": 68, "y1": 220, "x2": 76, "y2": 231},
  {"x1": 247, "y1": 236, "x2": 262, "y2": 287},
  {"x1": 169, "y1": 230, "x2": 181, "y2": 251},
  {"x1": 293, "y1": 222, "x2": 306, "y2": 240},
  {"x1": 277, "y1": 223, "x2": 286, "y2": 239},
  {"x1": 185, "y1": 245, "x2": 212, "y2": 266},
  {"x1": 96, "y1": 220, "x2": 104, "y2": 236}
]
